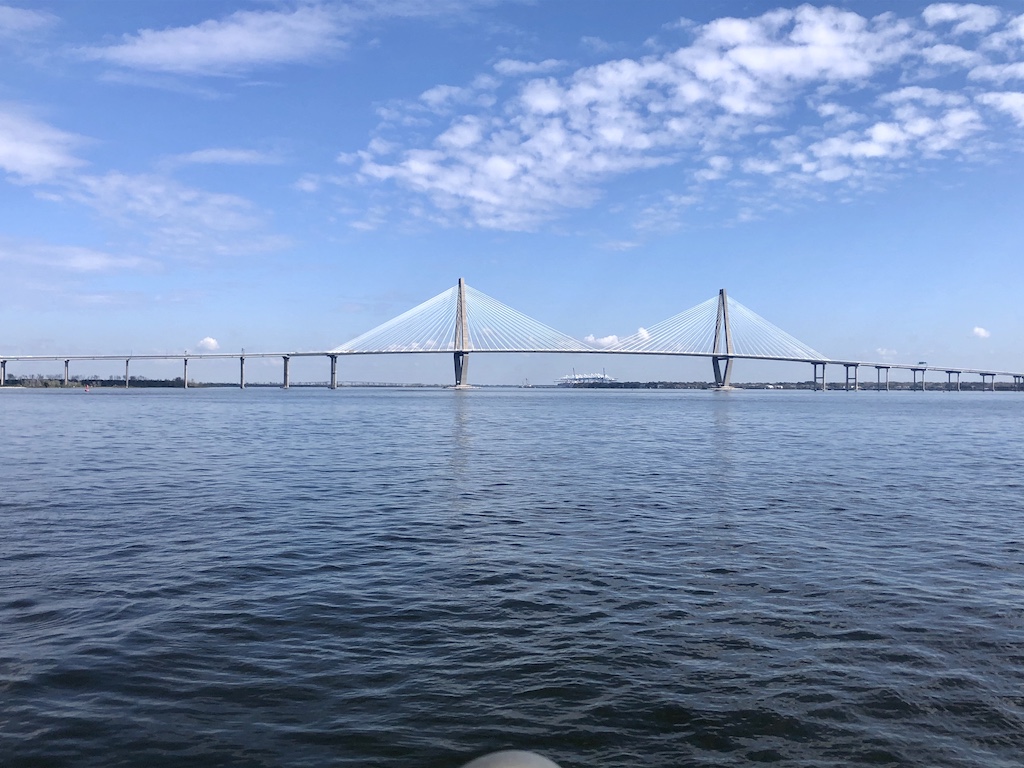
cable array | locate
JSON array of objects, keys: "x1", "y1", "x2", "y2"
[
  {"x1": 331, "y1": 287, "x2": 459, "y2": 353},
  {"x1": 727, "y1": 300, "x2": 827, "y2": 361},
  {"x1": 609, "y1": 295, "x2": 826, "y2": 360},
  {"x1": 331, "y1": 282, "x2": 825, "y2": 360},
  {"x1": 331, "y1": 283, "x2": 592, "y2": 353},
  {"x1": 462, "y1": 286, "x2": 592, "y2": 352},
  {"x1": 609, "y1": 296, "x2": 720, "y2": 354}
]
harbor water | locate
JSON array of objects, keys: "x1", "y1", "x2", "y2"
[{"x1": 1, "y1": 387, "x2": 1022, "y2": 767}]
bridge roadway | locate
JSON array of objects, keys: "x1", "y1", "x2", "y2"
[{"x1": 2, "y1": 350, "x2": 1022, "y2": 391}]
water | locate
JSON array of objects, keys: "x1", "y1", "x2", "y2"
[{"x1": 1, "y1": 387, "x2": 1022, "y2": 767}]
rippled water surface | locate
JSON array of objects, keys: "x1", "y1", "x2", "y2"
[{"x1": 2, "y1": 387, "x2": 1023, "y2": 767}]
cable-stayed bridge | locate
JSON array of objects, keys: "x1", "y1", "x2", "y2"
[{"x1": 3, "y1": 278, "x2": 1023, "y2": 391}]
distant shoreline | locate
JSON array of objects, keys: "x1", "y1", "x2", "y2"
[{"x1": 2, "y1": 378, "x2": 1020, "y2": 392}]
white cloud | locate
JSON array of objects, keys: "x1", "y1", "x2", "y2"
[
  {"x1": 66, "y1": 172, "x2": 287, "y2": 257},
  {"x1": 584, "y1": 333, "x2": 619, "y2": 348},
  {"x1": 581, "y1": 35, "x2": 614, "y2": 54},
  {"x1": 695, "y1": 155, "x2": 732, "y2": 181},
  {"x1": 923, "y1": 4, "x2": 1002, "y2": 35},
  {"x1": 977, "y1": 91, "x2": 1024, "y2": 124},
  {"x1": 420, "y1": 84, "x2": 468, "y2": 110},
  {"x1": 0, "y1": 102, "x2": 289, "y2": 263},
  {"x1": 973, "y1": 326, "x2": 991, "y2": 338},
  {"x1": 983, "y1": 12, "x2": 1024, "y2": 50},
  {"x1": 349, "y1": 205, "x2": 389, "y2": 232},
  {"x1": 197, "y1": 336, "x2": 220, "y2": 351},
  {"x1": 0, "y1": 4, "x2": 57, "y2": 38},
  {"x1": 173, "y1": 148, "x2": 281, "y2": 165},
  {"x1": 79, "y1": 5, "x2": 346, "y2": 76},
  {"x1": 350, "y1": 5, "x2": 1024, "y2": 230},
  {"x1": 600, "y1": 240, "x2": 641, "y2": 251},
  {"x1": 638, "y1": 327, "x2": 651, "y2": 341},
  {"x1": 876, "y1": 347, "x2": 898, "y2": 358},
  {"x1": 494, "y1": 58, "x2": 566, "y2": 76},
  {"x1": 82, "y1": 1, "x2": 513, "y2": 79},
  {"x1": 969, "y1": 61, "x2": 1024, "y2": 82},
  {"x1": 0, "y1": 106, "x2": 86, "y2": 183},
  {"x1": 922, "y1": 43, "x2": 985, "y2": 66},
  {"x1": 881, "y1": 86, "x2": 968, "y2": 107},
  {"x1": 0, "y1": 241, "x2": 149, "y2": 272}
]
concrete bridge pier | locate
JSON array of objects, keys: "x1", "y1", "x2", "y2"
[
  {"x1": 0, "y1": 359, "x2": 5, "y2": 386},
  {"x1": 454, "y1": 352, "x2": 470, "y2": 387},
  {"x1": 125, "y1": 359, "x2": 130, "y2": 388},
  {"x1": 981, "y1": 373, "x2": 996, "y2": 391},
  {"x1": 1015, "y1": 375, "x2": 1023, "y2": 391},
  {"x1": 844, "y1": 363, "x2": 858, "y2": 391},
  {"x1": 63, "y1": 359, "x2": 70, "y2": 387},
  {"x1": 912, "y1": 368, "x2": 926, "y2": 391},
  {"x1": 240, "y1": 356, "x2": 246, "y2": 389},
  {"x1": 329, "y1": 355, "x2": 338, "y2": 389},
  {"x1": 947, "y1": 370, "x2": 960, "y2": 391},
  {"x1": 712, "y1": 356, "x2": 733, "y2": 388},
  {"x1": 875, "y1": 365, "x2": 889, "y2": 391},
  {"x1": 183, "y1": 358, "x2": 189, "y2": 389},
  {"x1": 812, "y1": 362, "x2": 826, "y2": 391},
  {"x1": 282, "y1": 356, "x2": 290, "y2": 389}
]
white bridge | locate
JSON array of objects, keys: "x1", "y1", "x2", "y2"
[{"x1": 3, "y1": 278, "x2": 1023, "y2": 391}]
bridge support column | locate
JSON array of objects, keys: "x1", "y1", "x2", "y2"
[
  {"x1": 454, "y1": 352, "x2": 469, "y2": 387},
  {"x1": 125, "y1": 359, "x2": 130, "y2": 388},
  {"x1": 912, "y1": 368, "x2": 926, "y2": 391},
  {"x1": 452, "y1": 277, "x2": 471, "y2": 388},
  {"x1": 980, "y1": 373, "x2": 995, "y2": 391},
  {"x1": 844, "y1": 364, "x2": 858, "y2": 391},
  {"x1": 812, "y1": 362, "x2": 826, "y2": 391},
  {"x1": 711, "y1": 289, "x2": 734, "y2": 389},
  {"x1": 712, "y1": 356, "x2": 733, "y2": 388},
  {"x1": 183, "y1": 358, "x2": 189, "y2": 389},
  {"x1": 1015, "y1": 375, "x2": 1023, "y2": 391},
  {"x1": 63, "y1": 359, "x2": 69, "y2": 387},
  {"x1": 282, "y1": 356, "x2": 290, "y2": 389},
  {"x1": 329, "y1": 355, "x2": 338, "y2": 389},
  {"x1": 240, "y1": 356, "x2": 246, "y2": 389},
  {"x1": 876, "y1": 366, "x2": 889, "y2": 391},
  {"x1": 947, "y1": 370, "x2": 960, "y2": 392},
  {"x1": 1, "y1": 359, "x2": 6, "y2": 386}
]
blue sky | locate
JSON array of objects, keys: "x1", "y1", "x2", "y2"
[{"x1": 2, "y1": 0, "x2": 1024, "y2": 384}]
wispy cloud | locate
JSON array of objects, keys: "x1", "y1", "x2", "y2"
[
  {"x1": 348, "y1": 5, "x2": 1024, "y2": 231},
  {"x1": 78, "y1": 5, "x2": 346, "y2": 76},
  {"x1": 0, "y1": 105, "x2": 86, "y2": 183},
  {"x1": 65, "y1": 172, "x2": 288, "y2": 257},
  {"x1": 973, "y1": 326, "x2": 991, "y2": 338},
  {"x1": 494, "y1": 58, "x2": 566, "y2": 76},
  {"x1": 0, "y1": 240, "x2": 151, "y2": 272},
  {"x1": 600, "y1": 240, "x2": 641, "y2": 251},
  {"x1": 170, "y1": 148, "x2": 283, "y2": 165},
  {"x1": 0, "y1": 4, "x2": 58, "y2": 40},
  {"x1": 77, "y1": 1, "x2": 504, "y2": 78},
  {"x1": 0, "y1": 103, "x2": 287, "y2": 263}
]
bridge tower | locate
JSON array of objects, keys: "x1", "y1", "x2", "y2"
[
  {"x1": 453, "y1": 277, "x2": 470, "y2": 387},
  {"x1": 712, "y1": 288, "x2": 734, "y2": 388}
]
